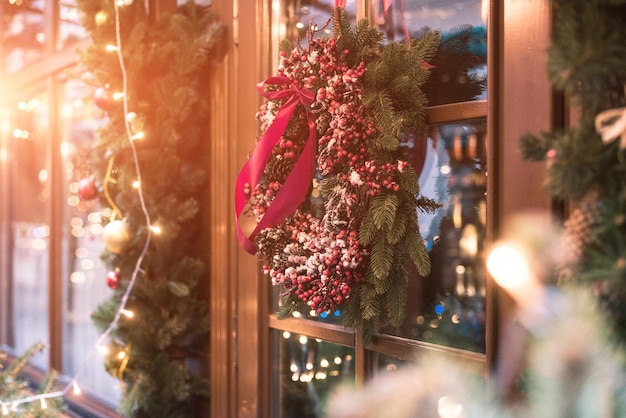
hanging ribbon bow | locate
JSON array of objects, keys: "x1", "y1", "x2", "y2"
[
  {"x1": 235, "y1": 76, "x2": 317, "y2": 254},
  {"x1": 595, "y1": 106, "x2": 626, "y2": 149}
]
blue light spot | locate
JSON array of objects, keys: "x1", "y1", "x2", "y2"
[
  {"x1": 320, "y1": 311, "x2": 329, "y2": 318},
  {"x1": 434, "y1": 304, "x2": 445, "y2": 316},
  {"x1": 334, "y1": 310, "x2": 341, "y2": 317}
]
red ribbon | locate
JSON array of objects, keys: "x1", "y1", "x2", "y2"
[{"x1": 235, "y1": 76, "x2": 317, "y2": 254}]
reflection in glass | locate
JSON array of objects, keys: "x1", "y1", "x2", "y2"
[
  {"x1": 272, "y1": 331, "x2": 354, "y2": 418},
  {"x1": 370, "y1": 352, "x2": 409, "y2": 375},
  {"x1": 272, "y1": 286, "x2": 345, "y2": 326},
  {"x1": 382, "y1": 119, "x2": 487, "y2": 353},
  {"x1": 1, "y1": 0, "x2": 46, "y2": 73},
  {"x1": 58, "y1": 0, "x2": 87, "y2": 50},
  {"x1": 363, "y1": 352, "x2": 486, "y2": 415},
  {"x1": 271, "y1": 0, "x2": 357, "y2": 72},
  {"x1": 374, "y1": 0, "x2": 487, "y2": 106},
  {"x1": 7, "y1": 92, "x2": 49, "y2": 369},
  {"x1": 60, "y1": 79, "x2": 121, "y2": 404}
]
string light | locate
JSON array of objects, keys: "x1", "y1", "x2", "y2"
[
  {"x1": 120, "y1": 309, "x2": 134, "y2": 318},
  {"x1": 72, "y1": 380, "x2": 81, "y2": 395},
  {"x1": 96, "y1": 344, "x2": 109, "y2": 356},
  {"x1": 130, "y1": 131, "x2": 145, "y2": 140},
  {"x1": 1, "y1": 404, "x2": 8, "y2": 415},
  {"x1": 105, "y1": 44, "x2": 118, "y2": 51}
]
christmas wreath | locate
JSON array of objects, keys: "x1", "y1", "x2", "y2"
[{"x1": 236, "y1": 8, "x2": 440, "y2": 340}]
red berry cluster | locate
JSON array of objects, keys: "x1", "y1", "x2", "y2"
[
  {"x1": 260, "y1": 212, "x2": 367, "y2": 313},
  {"x1": 250, "y1": 35, "x2": 409, "y2": 315}
]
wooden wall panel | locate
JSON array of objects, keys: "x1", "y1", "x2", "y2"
[
  {"x1": 206, "y1": 0, "x2": 269, "y2": 416},
  {"x1": 491, "y1": 0, "x2": 555, "y2": 392},
  {"x1": 498, "y1": 0, "x2": 553, "y2": 223}
]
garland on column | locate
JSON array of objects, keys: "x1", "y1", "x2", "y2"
[
  {"x1": 518, "y1": 0, "x2": 626, "y2": 345},
  {"x1": 0, "y1": 343, "x2": 64, "y2": 416},
  {"x1": 75, "y1": 1, "x2": 221, "y2": 416},
  {"x1": 236, "y1": 8, "x2": 440, "y2": 341}
]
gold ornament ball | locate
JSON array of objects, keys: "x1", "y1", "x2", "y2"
[
  {"x1": 95, "y1": 10, "x2": 108, "y2": 26},
  {"x1": 103, "y1": 220, "x2": 134, "y2": 254}
]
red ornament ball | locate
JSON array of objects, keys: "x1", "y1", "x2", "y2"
[
  {"x1": 106, "y1": 269, "x2": 120, "y2": 289},
  {"x1": 77, "y1": 177, "x2": 98, "y2": 200},
  {"x1": 93, "y1": 87, "x2": 112, "y2": 110}
]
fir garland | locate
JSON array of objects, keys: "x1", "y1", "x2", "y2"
[
  {"x1": 238, "y1": 8, "x2": 439, "y2": 341},
  {"x1": 76, "y1": 1, "x2": 221, "y2": 417},
  {"x1": 0, "y1": 343, "x2": 64, "y2": 417},
  {"x1": 518, "y1": 0, "x2": 626, "y2": 345}
]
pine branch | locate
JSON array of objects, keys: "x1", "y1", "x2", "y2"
[
  {"x1": 406, "y1": 222, "x2": 431, "y2": 277},
  {"x1": 386, "y1": 211, "x2": 408, "y2": 245},
  {"x1": 6, "y1": 342, "x2": 45, "y2": 378},
  {"x1": 359, "y1": 282, "x2": 381, "y2": 321},
  {"x1": 276, "y1": 292, "x2": 300, "y2": 319},
  {"x1": 371, "y1": 235, "x2": 394, "y2": 283},
  {"x1": 332, "y1": 8, "x2": 356, "y2": 64},
  {"x1": 385, "y1": 265, "x2": 409, "y2": 328},
  {"x1": 370, "y1": 192, "x2": 398, "y2": 230}
]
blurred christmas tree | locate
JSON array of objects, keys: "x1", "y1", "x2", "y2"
[
  {"x1": 75, "y1": 1, "x2": 222, "y2": 417},
  {"x1": 0, "y1": 343, "x2": 64, "y2": 417},
  {"x1": 519, "y1": 0, "x2": 626, "y2": 344}
]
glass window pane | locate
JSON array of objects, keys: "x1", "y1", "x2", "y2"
[
  {"x1": 272, "y1": 330, "x2": 355, "y2": 418},
  {"x1": 381, "y1": 119, "x2": 487, "y2": 353},
  {"x1": 8, "y1": 91, "x2": 49, "y2": 369},
  {"x1": 272, "y1": 287, "x2": 345, "y2": 325},
  {"x1": 60, "y1": 78, "x2": 121, "y2": 404},
  {"x1": 271, "y1": 0, "x2": 357, "y2": 71},
  {"x1": 279, "y1": 0, "x2": 357, "y2": 39},
  {"x1": 344, "y1": 352, "x2": 486, "y2": 415},
  {"x1": 58, "y1": 0, "x2": 88, "y2": 50},
  {"x1": 374, "y1": 0, "x2": 487, "y2": 106},
  {"x1": 2, "y1": 0, "x2": 46, "y2": 73},
  {"x1": 370, "y1": 352, "x2": 410, "y2": 375}
]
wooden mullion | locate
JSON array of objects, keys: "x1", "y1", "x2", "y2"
[
  {"x1": 48, "y1": 76, "x2": 63, "y2": 372},
  {"x1": 268, "y1": 315, "x2": 355, "y2": 347},
  {"x1": 366, "y1": 334, "x2": 487, "y2": 374},
  {"x1": 485, "y1": 0, "x2": 501, "y2": 379},
  {"x1": 426, "y1": 100, "x2": 488, "y2": 125}
]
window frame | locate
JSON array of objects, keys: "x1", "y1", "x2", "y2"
[
  {"x1": 258, "y1": 1, "x2": 493, "y2": 416},
  {"x1": 226, "y1": 1, "x2": 556, "y2": 417},
  {"x1": 0, "y1": 44, "x2": 125, "y2": 417}
]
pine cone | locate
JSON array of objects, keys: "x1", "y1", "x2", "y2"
[
  {"x1": 255, "y1": 227, "x2": 286, "y2": 256},
  {"x1": 267, "y1": 157, "x2": 294, "y2": 182},
  {"x1": 558, "y1": 202, "x2": 600, "y2": 282}
]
